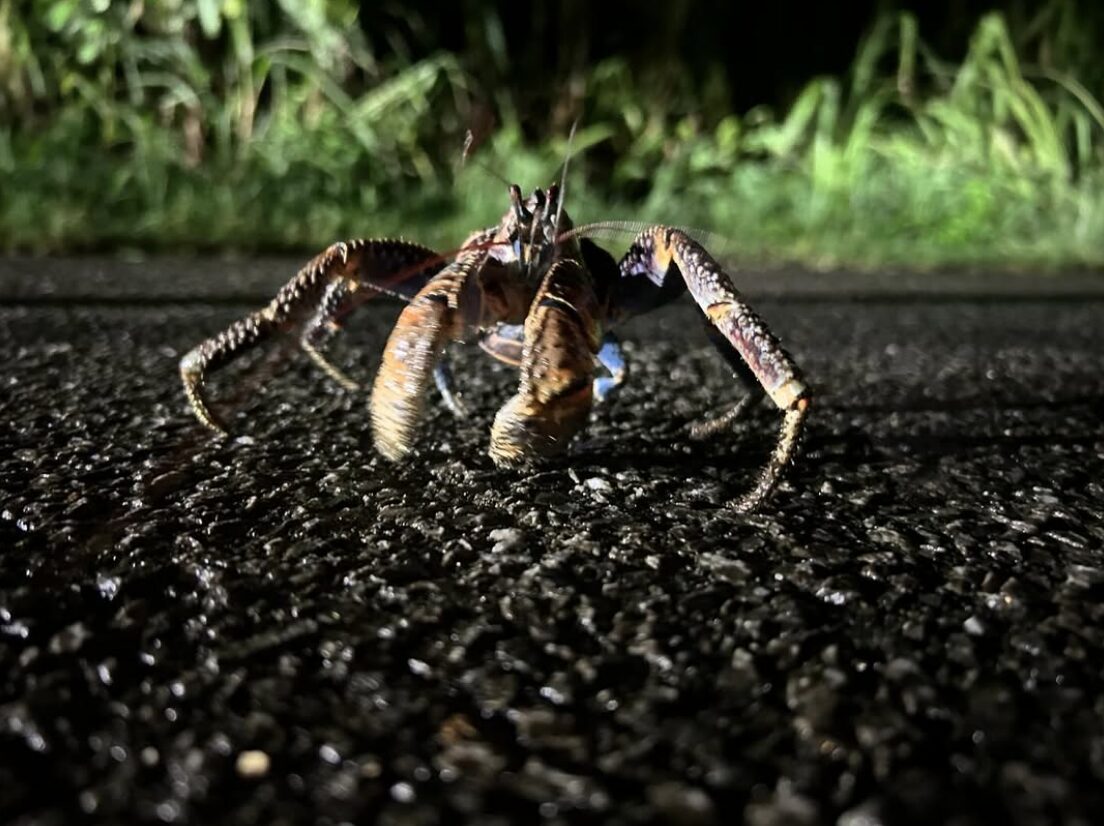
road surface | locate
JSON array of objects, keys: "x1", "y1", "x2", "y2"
[{"x1": 2, "y1": 257, "x2": 1103, "y2": 825}]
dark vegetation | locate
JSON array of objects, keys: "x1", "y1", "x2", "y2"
[{"x1": 3, "y1": 0, "x2": 1104, "y2": 267}]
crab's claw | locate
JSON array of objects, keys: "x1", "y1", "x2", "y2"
[{"x1": 488, "y1": 259, "x2": 601, "y2": 465}]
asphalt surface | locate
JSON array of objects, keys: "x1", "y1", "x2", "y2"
[{"x1": 2, "y1": 257, "x2": 1104, "y2": 826}]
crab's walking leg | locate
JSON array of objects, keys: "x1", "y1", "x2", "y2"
[
  {"x1": 688, "y1": 325, "x2": 764, "y2": 440},
  {"x1": 370, "y1": 240, "x2": 490, "y2": 461},
  {"x1": 433, "y1": 360, "x2": 467, "y2": 418},
  {"x1": 615, "y1": 227, "x2": 810, "y2": 511},
  {"x1": 300, "y1": 279, "x2": 364, "y2": 392},
  {"x1": 180, "y1": 240, "x2": 441, "y2": 435},
  {"x1": 489, "y1": 259, "x2": 602, "y2": 465}
]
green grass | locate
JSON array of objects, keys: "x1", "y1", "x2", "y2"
[{"x1": 3, "y1": 3, "x2": 1104, "y2": 270}]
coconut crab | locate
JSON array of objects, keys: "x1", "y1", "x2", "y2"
[{"x1": 180, "y1": 182, "x2": 810, "y2": 511}]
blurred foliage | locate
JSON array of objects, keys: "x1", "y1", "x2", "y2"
[{"x1": 3, "y1": 0, "x2": 1104, "y2": 268}]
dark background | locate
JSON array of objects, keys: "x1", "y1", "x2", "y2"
[
  {"x1": 5, "y1": 0, "x2": 1102, "y2": 261},
  {"x1": 361, "y1": 0, "x2": 1097, "y2": 117}
]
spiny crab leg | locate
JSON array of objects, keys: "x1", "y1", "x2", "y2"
[
  {"x1": 299, "y1": 279, "x2": 366, "y2": 392},
  {"x1": 615, "y1": 227, "x2": 811, "y2": 511},
  {"x1": 687, "y1": 323, "x2": 764, "y2": 440},
  {"x1": 179, "y1": 239, "x2": 443, "y2": 436},
  {"x1": 688, "y1": 393, "x2": 760, "y2": 441}
]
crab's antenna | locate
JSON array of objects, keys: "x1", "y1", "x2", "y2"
[
  {"x1": 461, "y1": 130, "x2": 475, "y2": 164},
  {"x1": 559, "y1": 220, "x2": 734, "y2": 253},
  {"x1": 553, "y1": 119, "x2": 578, "y2": 238},
  {"x1": 459, "y1": 129, "x2": 512, "y2": 187},
  {"x1": 558, "y1": 220, "x2": 651, "y2": 243},
  {"x1": 524, "y1": 189, "x2": 547, "y2": 278}
]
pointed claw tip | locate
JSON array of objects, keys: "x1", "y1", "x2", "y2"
[
  {"x1": 197, "y1": 409, "x2": 230, "y2": 438},
  {"x1": 687, "y1": 417, "x2": 725, "y2": 440},
  {"x1": 731, "y1": 495, "x2": 762, "y2": 514},
  {"x1": 449, "y1": 399, "x2": 469, "y2": 420}
]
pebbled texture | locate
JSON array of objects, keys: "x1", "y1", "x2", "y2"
[{"x1": 2, "y1": 260, "x2": 1104, "y2": 825}]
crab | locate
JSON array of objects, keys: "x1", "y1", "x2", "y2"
[{"x1": 180, "y1": 181, "x2": 810, "y2": 511}]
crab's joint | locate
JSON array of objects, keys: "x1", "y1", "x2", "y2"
[
  {"x1": 770, "y1": 377, "x2": 807, "y2": 411},
  {"x1": 704, "y1": 302, "x2": 728, "y2": 322}
]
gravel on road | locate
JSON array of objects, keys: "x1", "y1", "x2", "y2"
[{"x1": 2, "y1": 259, "x2": 1103, "y2": 825}]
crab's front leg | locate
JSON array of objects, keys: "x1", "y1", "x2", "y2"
[
  {"x1": 370, "y1": 239, "x2": 493, "y2": 460},
  {"x1": 489, "y1": 259, "x2": 603, "y2": 465},
  {"x1": 615, "y1": 227, "x2": 811, "y2": 511},
  {"x1": 180, "y1": 239, "x2": 443, "y2": 435}
]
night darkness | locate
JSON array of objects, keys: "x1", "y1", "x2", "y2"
[{"x1": 363, "y1": 0, "x2": 1042, "y2": 113}]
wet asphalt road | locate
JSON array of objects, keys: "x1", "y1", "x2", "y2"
[{"x1": 2, "y1": 257, "x2": 1104, "y2": 826}]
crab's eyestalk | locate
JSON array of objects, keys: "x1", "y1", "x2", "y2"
[
  {"x1": 509, "y1": 184, "x2": 529, "y2": 224},
  {"x1": 545, "y1": 183, "x2": 560, "y2": 223},
  {"x1": 525, "y1": 188, "x2": 548, "y2": 279},
  {"x1": 509, "y1": 184, "x2": 529, "y2": 264}
]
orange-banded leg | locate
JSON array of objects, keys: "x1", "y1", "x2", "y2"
[
  {"x1": 489, "y1": 259, "x2": 602, "y2": 465},
  {"x1": 180, "y1": 239, "x2": 442, "y2": 435},
  {"x1": 370, "y1": 246, "x2": 487, "y2": 461},
  {"x1": 615, "y1": 226, "x2": 811, "y2": 511}
]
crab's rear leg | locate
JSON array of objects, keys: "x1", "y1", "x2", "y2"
[
  {"x1": 432, "y1": 360, "x2": 468, "y2": 418},
  {"x1": 614, "y1": 227, "x2": 810, "y2": 511},
  {"x1": 300, "y1": 279, "x2": 365, "y2": 392},
  {"x1": 688, "y1": 324, "x2": 765, "y2": 440},
  {"x1": 180, "y1": 240, "x2": 442, "y2": 435}
]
